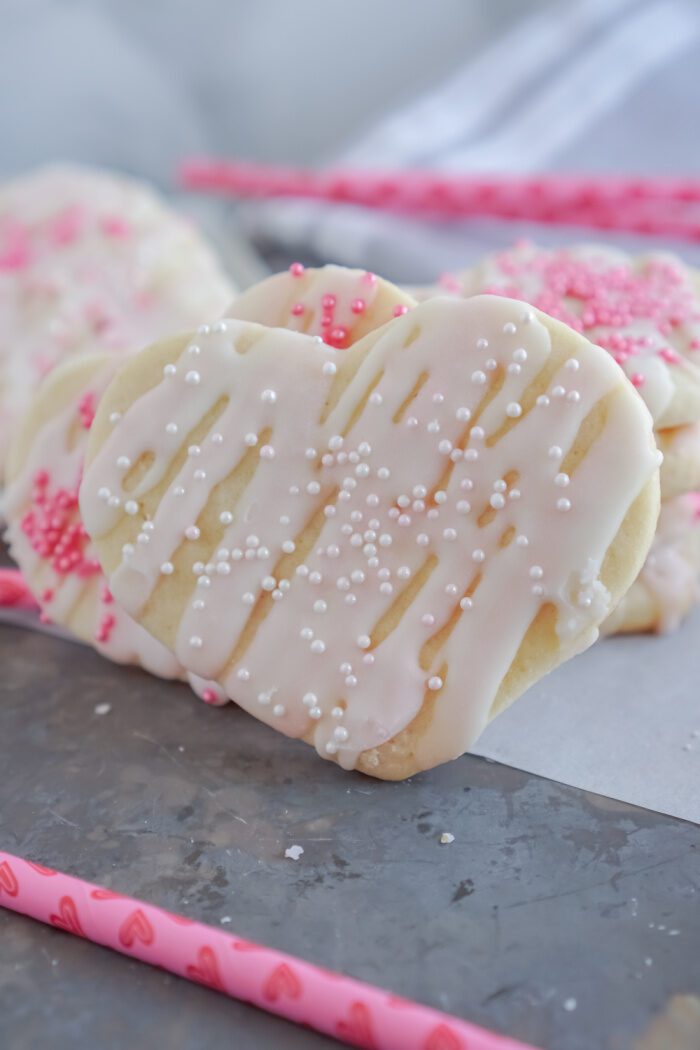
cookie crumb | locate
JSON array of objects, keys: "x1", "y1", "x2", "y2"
[
  {"x1": 439, "y1": 832, "x2": 455, "y2": 845},
  {"x1": 220, "y1": 916, "x2": 232, "y2": 925},
  {"x1": 285, "y1": 845, "x2": 304, "y2": 861},
  {"x1": 94, "y1": 702, "x2": 111, "y2": 716}
]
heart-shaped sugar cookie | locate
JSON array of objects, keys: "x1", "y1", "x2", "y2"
[{"x1": 81, "y1": 295, "x2": 660, "y2": 779}]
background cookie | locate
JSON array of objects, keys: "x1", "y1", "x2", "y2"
[
  {"x1": 3, "y1": 350, "x2": 225, "y2": 704},
  {"x1": 603, "y1": 492, "x2": 700, "y2": 635},
  {"x1": 225, "y1": 262, "x2": 415, "y2": 343},
  {"x1": 81, "y1": 296, "x2": 660, "y2": 779},
  {"x1": 414, "y1": 243, "x2": 700, "y2": 429},
  {"x1": 657, "y1": 423, "x2": 700, "y2": 500},
  {"x1": 4, "y1": 267, "x2": 411, "y2": 698},
  {"x1": 0, "y1": 163, "x2": 233, "y2": 479}
]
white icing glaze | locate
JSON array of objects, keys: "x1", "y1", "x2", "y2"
[
  {"x1": 81, "y1": 296, "x2": 659, "y2": 772},
  {"x1": 0, "y1": 164, "x2": 233, "y2": 477}
]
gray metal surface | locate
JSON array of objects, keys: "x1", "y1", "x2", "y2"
[{"x1": 1, "y1": 621, "x2": 698, "y2": 1050}]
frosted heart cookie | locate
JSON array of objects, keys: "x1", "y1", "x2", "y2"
[
  {"x1": 3, "y1": 267, "x2": 410, "y2": 700},
  {"x1": 225, "y1": 262, "x2": 415, "y2": 343},
  {"x1": 416, "y1": 243, "x2": 700, "y2": 429},
  {"x1": 81, "y1": 295, "x2": 660, "y2": 779},
  {"x1": 603, "y1": 493, "x2": 700, "y2": 635},
  {"x1": 657, "y1": 423, "x2": 700, "y2": 500},
  {"x1": 0, "y1": 163, "x2": 233, "y2": 479},
  {"x1": 3, "y1": 351, "x2": 225, "y2": 704}
]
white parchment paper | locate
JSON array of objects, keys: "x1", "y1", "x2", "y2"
[{"x1": 473, "y1": 609, "x2": 700, "y2": 825}]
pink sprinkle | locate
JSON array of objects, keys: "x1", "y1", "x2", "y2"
[
  {"x1": 327, "y1": 326, "x2": 349, "y2": 348},
  {"x1": 362, "y1": 271, "x2": 377, "y2": 286},
  {"x1": 0, "y1": 244, "x2": 30, "y2": 271},
  {"x1": 96, "y1": 613, "x2": 116, "y2": 644},
  {"x1": 41, "y1": 588, "x2": 54, "y2": 603},
  {"x1": 393, "y1": 304, "x2": 409, "y2": 317},
  {"x1": 350, "y1": 298, "x2": 366, "y2": 315},
  {"x1": 630, "y1": 372, "x2": 646, "y2": 388},
  {"x1": 50, "y1": 207, "x2": 83, "y2": 246},
  {"x1": 690, "y1": 339, "x2": 700, "y2": 350},
  {"x1": 291, "y1": 302, "x2": 305, "y2": 316},
  {"x1": 658, "y1": 347, "x2": 681, "y2": 364},
  {"x1": 201, "y1": 688, "x2": 219, "y2": 705},
  {"x1": 321, "y1": 294, "x2": 337, "y2": 310},
  {"x1": 77, "y1": 391, "x2": 96, "y2": 430},
  {"x1": 101, "y1": 215, "x2": 131, "y2": 238},
  {"x1": 438, "y1": 273, "x2": 461, "y2": 294},
  {"x1": 289, "y1": 262, "x2": 305, "y2": 277}
]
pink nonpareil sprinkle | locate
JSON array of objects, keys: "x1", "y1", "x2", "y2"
[
  {"x1": 77, "y1": 391, "x2": 97, "y2": 430},
  {"x1": 21, "y1": 471, "x2": 101, "y2": 580}
]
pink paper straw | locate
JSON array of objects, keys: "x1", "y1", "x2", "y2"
[
  {"x1": 0, "y1": 568, "x2": 39, "y2": 610},
  {"x1": 0, "y1": 850, "x2": 537, "y2": 1050},
  {"x1": 179, "y1": 159, "x2": 700, "y2": 241}
]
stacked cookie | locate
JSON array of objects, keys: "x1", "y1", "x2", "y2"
[
  {"x1": 414, "y1": 243, "x2": 700, "y2": 634},
  {"x1": 4, "y1": 263, "x2": 414, "y2": 703},
  {"x1": 0, "y1": 182, "x2": 676, "y2": 777}
]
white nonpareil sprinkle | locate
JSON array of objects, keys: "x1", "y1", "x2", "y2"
[
  {"x1": 94, "y1": 703, "x2": 111, "y2": 716},
  {"x1": 284, "y1": 845, "x2": 304, "y2": 861},
  {"x1": 440, "y1": 832, "x2": 455, "y2": 845}
]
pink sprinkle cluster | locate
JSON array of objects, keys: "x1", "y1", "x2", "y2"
[
  {"x1": 474, "y1": 244, "x2": 700, "y2": 376},
  {"x1": 21, "y1": 470, "x2": 100, "y2": 579}
]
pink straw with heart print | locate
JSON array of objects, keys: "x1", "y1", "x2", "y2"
[
  {"x1": 0, "y1": 850, "x2": 538, "y2": 1050},
  {"x1": 179, "y1": 159, "x2": 700, "y2": 242},
  {"x1": 0, "y1": 568, "x2": 38, "y2": 610}
]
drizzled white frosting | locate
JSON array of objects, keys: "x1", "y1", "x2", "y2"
[{"x1": 82, "y1": 296, "x2": 659, "y2": 773}]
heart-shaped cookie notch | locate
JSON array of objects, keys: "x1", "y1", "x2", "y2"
[{"x1": 81, "y1": 294, "x2": 660, "y2": 779}]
